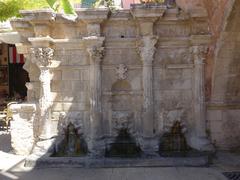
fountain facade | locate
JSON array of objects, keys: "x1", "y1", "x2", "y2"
[{"x1": 9, "y1": 4, "x2": 214, "y2": 157}]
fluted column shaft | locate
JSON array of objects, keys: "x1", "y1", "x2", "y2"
[
  {"x1": 191, "y1": 46, "x2": 214, "y2": 151},
  {"x1": 139, "y1": 36, "x2": 158, "y2": 138},
  {"x1": 87, "y1": 47, "x2": 104, "y2": 155},
  {"x1": 193, "y1": 46, "x2": 207, "y2": 138}
]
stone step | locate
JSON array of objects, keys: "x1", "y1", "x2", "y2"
[{"x1": 25, "y1": 155, "x2": 209, "y2": 168}]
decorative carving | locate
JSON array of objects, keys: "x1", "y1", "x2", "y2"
[
  {"x1": 162, "y1": 109, "x2": 187, "y2": 133},
  {"x1": 58, "y1": 112, "x2": 84, "y2": 136},
  {"x1": 112, "y1": 111, "x2": 134, "y2": 135},
  {"x1": 30, "y1": 47, "x2": 54, "y2": 67},
  {"x1": 115, "y1": 64, "x2": 128, "y2": 80},
  {"x1": 191, "y1": 46, "x2": 208, "y2": 64},
  {"x1": 87, "y1": 46, "x2": 104, "y2": 64},
  {"x1": 138, "y1": 36, "x2": 158, "y2": 65},
  {"x1": 30, "y1": 47, "x2": 55, "y2": 140}
]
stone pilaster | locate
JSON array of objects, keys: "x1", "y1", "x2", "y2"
[
  {"x1": 132, "y1": 5, "x2": 165, "y2": 156},
  {"x1": 189, "y1": 45, "x2": 214, "y2": 151},
  {"x1": 86, "y1": 45, "x2": 104, "y2": 156},
  {"x1": 138, "y1": 36, "x2": 158, "y2": 155},
  {"x1": 79, "y1": 8, "x2": 108, "y2": 156},
  {"x1": 30, "y1": 47, "x2": 54, "y2": 140}
]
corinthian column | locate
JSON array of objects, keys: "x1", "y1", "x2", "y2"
[
  {"x1": 31, "y1": 47, "x2": 54, "y2": 140},
  {"x1": 190, "y1": 46, "x2": 214, "y2": 151},
  {"x1": 87, "y1": 46, "x2": 104, "y2": 156},
  {"x1": 138, "y1": 36, "x2": 158, "y2": 155}
]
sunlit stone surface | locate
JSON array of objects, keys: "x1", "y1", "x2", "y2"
[{"x1": 9, "y1": 4, "x2": 215, "y2": 157}]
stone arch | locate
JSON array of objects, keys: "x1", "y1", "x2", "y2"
[
  {"x1": 210, "y1": 0, "x2": 240, "y2": 150},
  {"x1": 111, "y1": 80, "x2": 134, "y2": 135},
  {"x1": 106, "y1": 80, "x2": 141, "y2": 157},
  {"x1": 212, "y1": 0, "x2": 240, "y2": 103}
]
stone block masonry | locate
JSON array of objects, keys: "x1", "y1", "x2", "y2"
[{"x1": 9, "y1": 4, "x2": 214, "y2": 156}]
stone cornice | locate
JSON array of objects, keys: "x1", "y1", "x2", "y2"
[
  {"x1": 28, "y1": 36, "x2": 54, "y2": 47},
  {"x1": 130, "y1": 4, "x2": 167, "y2": 19},
  {"x1": 190, "y1": 35, "x2": 212, "y2": 46},
  {"x1": 19, "y1": 9, "x2": 56, "y2": 22},
  {"x1": 76, "y1": 8, "x2": 109, "y2": 23},
  {"x1": 83, "y1": 36, "x2": 105, "y2": 48},
  {"x1": 9, "y1": 6, "x2": 210, "y2": 41}
]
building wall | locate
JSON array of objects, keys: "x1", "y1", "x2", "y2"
[
  {"x1": 10, "y1": 6, "x2": 216, "y2": 155},
  {"x1": 0, "y1": 43, "x2": 9, "y2": 98},
  {"x1": 173, "y1": 0, "x2": 240, "y2": 150}
]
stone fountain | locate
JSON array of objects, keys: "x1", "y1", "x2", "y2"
[{"x1": 9, "y1": 3, "x2": 214, "y2": 167}]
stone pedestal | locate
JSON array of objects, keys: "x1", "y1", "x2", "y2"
[{"x1": 10, "y1": 104, "x2": 36, "y2": 155}]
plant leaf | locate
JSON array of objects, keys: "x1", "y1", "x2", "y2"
[
  {"x1": 61, "y1": 0, "x2": 76, "y2": 15},
  {"x1": 46, "y1": 0, "x2": 58, "y2": 8},
  {"x1": 46, "y1": 0, "x2": 60, "y2": 11}
]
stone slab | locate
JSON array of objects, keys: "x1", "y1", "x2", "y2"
[{"x1": 25, "y1": 155, "x2": 209, "y2": 168}]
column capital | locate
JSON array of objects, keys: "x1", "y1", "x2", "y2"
[
  {"x1": 191, "y1": 45, "x2": 208, "y2": 64},
  {"x1": 138, "y1": 36, "x2": 158, "y2": 65},
  {"x1": 87, "y1": 46, "x2": 104, "y2": 64},
  {"x1": 30, "y1": 47, "x2": 54, "y2": 67}
]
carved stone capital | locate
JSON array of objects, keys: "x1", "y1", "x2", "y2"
[
  {"x1": 191, "y1": 46, "x2": 208, "y2": 64},
  {"x1": 87, "y1": 47, "x2": 104, "y2": 64},
  {"x1": 30, "y1": 47, "x2": 54, "y2": 67},
  {"x1": 138, "y1": 36, "x2": 158, "y2": 65}
]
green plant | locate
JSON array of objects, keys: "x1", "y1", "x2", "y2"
[
  {"x1": 93, "y1": 0, "x2": 114, "y2": 8},
  {"x1": 0, "y1": 0, "x2": 48, "y2": 22},
  {"x1": 0, "y1": 0, "x2": 80, "y2": 22},
  {"x1": 46, "y1": 0, "x2": 79, "y2": 15}
]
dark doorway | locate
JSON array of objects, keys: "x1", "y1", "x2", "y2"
[{"x1": 8, "y1": 45, "x2": 29, "y2": 100}]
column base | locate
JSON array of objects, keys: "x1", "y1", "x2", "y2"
[
  {"x1": 187, "y1": 135, "x2": 215, "y2": 152},
  {"x1": 31, "y1": 138, "x2": 56, "y2": 156},
  {"x1": 139, "y1": 136, "x2": 159, "y2": 157},
  {"x1": 87, "y1": 138, "x2": 105, "y2": 158}
]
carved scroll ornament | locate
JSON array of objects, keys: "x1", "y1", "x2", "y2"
[
  {"x1": 191, "y1": 46, "x2": 208, "y2": 64},
  {"x1": 30, "y1": 47, "x2": 54, "y2": 67},
  {"x1": 138, "y1": 36, "x2": 158, "y2": 65},
  {"x1": 87, "y1": 46, "x2": 104, "y2": 64}
]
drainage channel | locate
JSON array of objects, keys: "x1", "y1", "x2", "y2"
[{"x1": 223, "y1": 172, "x2": 240, "y2": 180}]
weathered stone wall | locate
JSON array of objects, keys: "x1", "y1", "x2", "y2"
[
  {"x1": 10, "y1": 5, "x2": 215, "y2": 155},
  {"x1": 175, "y1": 0, "x2": 240, "y2": 150},
  {"x1": 208, "y1": 0, "x2": 240, "y2": 150}
]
